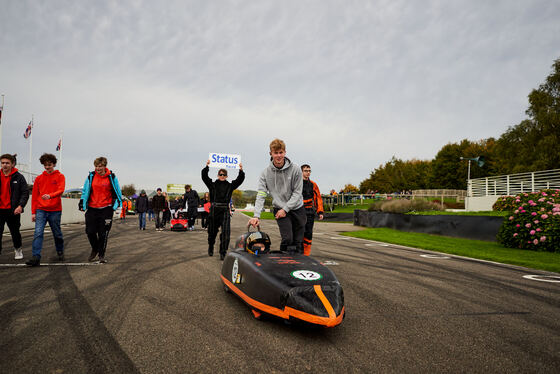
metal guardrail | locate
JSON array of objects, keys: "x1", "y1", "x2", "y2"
[{"x1": 468, "y1": 169, "x2": 560, "y2": 197}]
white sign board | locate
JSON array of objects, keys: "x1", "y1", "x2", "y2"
[{"x1": 209, "y1": 153, "x2": 241, "y2": 169}]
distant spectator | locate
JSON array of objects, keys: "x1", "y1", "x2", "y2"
[
  {"x1": 183, "y1": 185, "x2": 199, "y2": 231},
  {"x1": 199, "y1": 192, "x2": 210, "y2": 229},
  {"x1": 135, "y1": 190, "x2": 149, "y2": 230},
  {"x1": 147, "y1": 198, "x2": 154, "y2": 221},
  {"x1": 162, "y1": 192, "x2": 171, "y2": 227},
  {"x1": 152, "y1": 188, "x2": 166, "y2": 231}
]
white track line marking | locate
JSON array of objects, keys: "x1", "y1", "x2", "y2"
[
  {"x1": 420, "y1": 254, "x2": 450, "y2": 259},
  {"x1": 522, "y1": 275, "x2": 560, "y2": 283}
]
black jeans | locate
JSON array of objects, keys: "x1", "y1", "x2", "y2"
[
  {"x1": 274, "y1": 206, "x2": 306, "y2": 253},
  {"x1": 187, "y1": 206, "x2": 197, "y2": 228},
  {"x1": 207, "y1": 207, "x2": 231, "y2": 255},
  {"x1": 0, "y1": 209, "x2": 22, "y2": 252},
  {"x1": 85, "y1": 206, "x2": 114, "y2": 257}
]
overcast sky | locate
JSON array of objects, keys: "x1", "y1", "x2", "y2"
[{"x1": 1, "y1": 0, "x2": 559, "y2": 193}]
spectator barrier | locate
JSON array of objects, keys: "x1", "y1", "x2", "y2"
[
  {"x1": 354, "y1": 210, "x2": 504, "y2": 242},
  {"x1": 19, "y1": 198, "x2": 85, "y2": 231}
]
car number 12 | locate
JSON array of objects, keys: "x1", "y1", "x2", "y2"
[{"x1": 291, "y1": 270, "x2": 322, "y2": 281}]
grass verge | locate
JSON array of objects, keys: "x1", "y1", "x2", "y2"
[
  {"x1": 341, "y1": 228, "x2": 560, "y2": 273},
  {"x1": 242, "y1": 211, "x2": 275, "y2": 219}
]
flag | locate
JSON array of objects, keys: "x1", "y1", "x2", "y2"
[
  {"x1": 23, "y1": 121, "x2": 33, "y2": 139},
  {"x1": 0, "y1": 104, "x2": 3, "y2": 124},
  {"x1": 56, "y1": 139, "x2": 62, "y2": 151}
]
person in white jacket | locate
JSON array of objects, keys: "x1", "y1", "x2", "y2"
[{"x1": 249, "y1": 139, "x2": 306, "y2": 253}]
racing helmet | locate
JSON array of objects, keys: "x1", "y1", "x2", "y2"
[
  {"x1": 245, "y1": 231, "x2": 271, "y2": 255},
  {"x1": 234, "y1": 232, "x2": 251, "y2": 250}
]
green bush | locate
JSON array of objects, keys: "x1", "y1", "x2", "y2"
[
  {"x1": 368, "y1": 198, "x2": 442, "y2": 213},
  {"x1": 496, "y1": 189, "x2": 560, "y2": 252}
]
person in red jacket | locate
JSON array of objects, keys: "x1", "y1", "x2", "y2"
[
  {"x1": 301, "y1": 164, "x2": 324, "y2": 256},
  {"x1": 120, "y1": 200, "x2": 128, "y2": 220},
  {"x1": 26, "y1": 153, "x2": 65, "y2": 266},
  {"x1": 0, "y1": 154, "x2": 29, "y2": 260}
]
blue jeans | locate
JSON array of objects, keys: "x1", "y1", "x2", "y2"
[
  {"x1": 32, "y1": 210, "x2": 64, "y2": 258},
  {"x1": 138, "y1": 212, "x2": 146, "y2": 229}
]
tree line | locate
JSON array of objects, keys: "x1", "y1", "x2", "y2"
[{"x1": 359, "y1": 57, "x2": 560, "y2": 193}]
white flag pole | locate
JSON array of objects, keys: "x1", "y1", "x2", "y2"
[
  {"x1": 0, "y1": 94, "x2": 4, "y2": 155},
  {"x1": 59, "y1": 131, "x2": 63, "y2": 172},
  {"x1": 29, "y1": 115, "x2": 33, "y2": 179}
]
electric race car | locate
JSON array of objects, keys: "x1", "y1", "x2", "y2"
[
  {"x1": 170, "y1": 211, "x2": 189, "y2": 231},
  {"x1": 221, "y1": 228, "x2": 345, "y2": 327}
]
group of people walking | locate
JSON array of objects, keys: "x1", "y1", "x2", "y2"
[
  {"x1": 0, "y1": 154, "x2": 122, "y2": 266},
  {"x1": 0, "y1": 137, "x2": 324, "y2": 266}
]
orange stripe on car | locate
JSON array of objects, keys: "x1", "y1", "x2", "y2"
[
  {"x1": 314, "y1": 285, "x2": 336, "y2": 319},
  {"x1": 221, "y1": 275, "x2": 344, "y2": 327}
]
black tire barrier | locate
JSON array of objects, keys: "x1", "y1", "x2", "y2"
[
  {"x1": 322, "y1": 213, "x2": 354, "y2": 222},
  {"x1": 353, "y1": 210, "x2": 504, "y2": 242}
]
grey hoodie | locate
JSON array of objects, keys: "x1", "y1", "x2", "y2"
[{"x1": 253, "y1": 157, "x2": 303, "y2": 218}]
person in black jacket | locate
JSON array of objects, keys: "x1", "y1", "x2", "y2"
[
  {"x1": 152, "y1": 188, "x2": 166, "y2": 231},
  {"x1": 0, "y1": 154, "x2": 29, "y2": 259},
  {"x1": 135, "y1": 190, "x2": 149, "y2": 230},
  {"x1": 202, "y1": 160, "x2": 244, "y2": 260},
  {"x1": 183, "y1": 184, "x2": 199, "y2": 231}
]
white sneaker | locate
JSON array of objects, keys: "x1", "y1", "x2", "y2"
[{"x1": 14, "y1": 248, "x2": 23, "y2": 260}]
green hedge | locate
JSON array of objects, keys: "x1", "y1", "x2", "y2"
[{"x1": 495, "y1": 189, "x2": 560, "y2": 252}]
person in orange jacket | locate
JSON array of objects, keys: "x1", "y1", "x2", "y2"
[
  {"x1": 120, "y1": 199, "x2": 128, "y2": 220},
  {"x1": 301, "y1": 164, "x2": 324, "y2": 256},
  {"x1": 26, "y1": 153, "x2": 65, "y2": 266}
]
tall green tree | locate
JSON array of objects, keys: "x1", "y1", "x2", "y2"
[
  {"x1": 430, "y1": 138, "x2": 496, "y2": 189},
  {"x1": 495, "y1": 58, "x2": 560, "y2": 173},
  {"x1": 121, "y1": 184, "x2": 136, "y2": 197},
  {"x1": 359, "y1": 157, "x2": 432, "y2": 193}
]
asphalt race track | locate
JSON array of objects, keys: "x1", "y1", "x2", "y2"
[{"x1": 1, "y1": 213, "x2": 559, "y2": 373}]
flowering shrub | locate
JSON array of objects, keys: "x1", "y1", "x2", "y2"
[{"x1": 495, "y1": 189, "x2": 560, "y2": 252}]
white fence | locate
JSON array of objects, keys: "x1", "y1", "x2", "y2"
[
  {"x1": 468, "y1": 169, "x2": 560, "y2": 197},
  {"x1": 466, "y1": 169, "x2": 560, "y2": 211}
]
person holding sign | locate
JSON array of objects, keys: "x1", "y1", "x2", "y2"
[
  {"x1": 248, "y1": 139, "x2": 306, "y2": 253},
  {"x1": 202, "y1": 160, "x2": 245, "y2": 260}
]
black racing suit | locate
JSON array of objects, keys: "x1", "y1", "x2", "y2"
[{"x1": 201, "y1": 166, "x2": 245, "y2": 256}]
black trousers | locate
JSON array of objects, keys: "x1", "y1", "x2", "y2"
[
  {"x1": 200, "y1": 211, "x2": 209, "y2": 228},
  {"x1": 0, "y1": 209, "x2": 22, "y2": 252},
  {"x1": 85, "y1": 206, "x2": 114, "y2": 257},
  {"x1": 187, "y1": 206, "x2": 197, "y2": 228},
  {"x1": 274, "y1": 206, "x2": 306, "y2": 253},
  {"x1": 207, "y1": 207, "x2": 231, "y2": 255},
  {"x1": 303, "y1": 212, "x2": 315, "y2": 255}
]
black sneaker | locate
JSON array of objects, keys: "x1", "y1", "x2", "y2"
[
  {"x1": 219, "y1": 253, "x2": 225, "y2": 261},
  {"x1": 25, "y1": 256, "x2": 41, "y2": 267},
  {"x1": 57, "y1": 251, "x2": 65, "y2": 261},
  {"x1": 208, "y1": 246, "x2": 214, "y2": 257},
  {"x1": 88, "y1": 250, "x2": 98, "y2": 262},
  {"x1": 98, "y1": 257, "x2": 107, "y2": 263}
]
